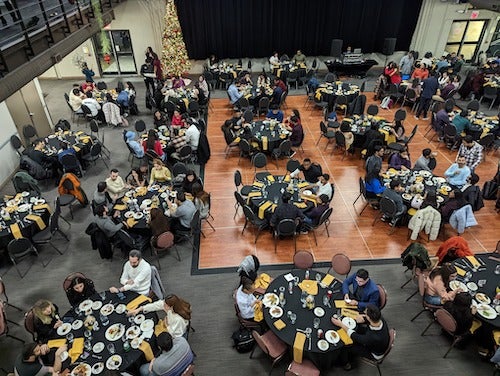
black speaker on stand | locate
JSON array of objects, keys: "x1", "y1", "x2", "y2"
[
  {"x1": 382, "y1": 37, "x2": 397, "y2": 66},
  {"x1": 330, "y1": 39, "x2": 343, "y2": 60}
]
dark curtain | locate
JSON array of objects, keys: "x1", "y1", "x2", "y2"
[{"x1": 175, "y1": 0, "x2": 423, "y2": 60}]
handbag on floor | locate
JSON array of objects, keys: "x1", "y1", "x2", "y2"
[{"x1": 231, "y1": 327, "x2": 255, "y2": 353}]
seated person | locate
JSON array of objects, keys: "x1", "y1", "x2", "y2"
[
  {"x1": 110, "y1": 250, "x2": 152, "y2": 296},
  {"x1": 167, "y1": 192, "x2": 196, "y2": 235},
  {"x1": 303, "y1": 194, "x2": 330, "y2": 227},
  {"x1": 286, "y1": 115, "x2": 304, "y2": 147},
  {"x1": 237, "y1": 255, "x2": 261, "y2": 283},
  {"x1": 32, "y1": 299, "x2": 63, "y2": 342},
  {"x1": 451, "y1": 110, "x2": 470, "y2": 135},
  {"x1": 66, "y1": 275, "x2": 97, "y2": 306},
  {"x1": 290, "y1": 158, "x2": 323, "y2": 184},
  {"x1": 15, "y1": 343, "x2": 67, "y2": 376},
  {"x1": 184, "y1": 119, "x2": 201, "y2": 151},
  {"x1": 142, "y1": 129, "x2": 165, "y2": 161},
  {"x1": 440, "y1": 189, "x2": 468, "y2": 223},
  {"x1": 116, "y1": 87, "x2": 129, "y2": 111},
  {"x1": 182, "y1": 170, "x2": 202, "y2": 195},
  {"x1": 270, "y1": 192, "x2": 304, "y2": 228},
  {"x1": 444, "y1": 155, "x2": 470, "y2": 189},
  {"x1": 292, "y1": 49, "x2": 306, "y2": 64},
  {"x1": 305, "y1": 174, "x2": 333, "y2": 200},
  {"x1": 342, "y1": 269, "x2": 380, "y2": 311},
  {"x1": 340, "y1": 121, "x2": 355, "y2": 154},
  {"x1": 171, "y1": 110, "x2": 184, "y2": 129},
  {"x1": 236, "y1": 276, "x2": 260, "y2": 320},
  {"x1": 93, "y1": 181, "x2": 112, "y2": 208},
  {"x1": 413, "y1": 148, "x2": 437, "y2": 172},
  {"x1": 149, "y1": 159, "x2": 172, "y2": 186},
  {"x1": 82, "y1": 91, "x2": 106, "y2": 123},
  {"x1": 172, "y1": 75, "x2": 186, "y2": 89},
  {"x1": 105, "y1": 169, "x2": 128, "y2": 201},
  {"x1": 365, "y1": 177, "x2": 385, "y2": 198},
  {"x1": 127, "y1": 167, "x2": 148, "y2": 188},
  {"x1": 153, "y1": 110, "x2": 168, "y2": 129},
  {"x1": 424, "y1": 263, "x2": 461, "y2": 305},
  {"x1": 192, "y1": 183, "x2": 210, "y2": 220},
  {"x1": 27, "y1": 139, "x2": 60, "y2": 180},
  {"x1": 266, "y1": 105, "x2": 284, "y2": 122},
  {"x1": 149, "y1": 207, "x2": 171, "y2": 247},
  {"x1": 139, "y1": 332, "x2": 194, "y2": 376},
  {"x1": 391, "y1": 120, "x2": 405, "y2": 142},
  {"x1": 444, "y1": 292, "x2": 476, "y2": 336},
  {"x1": 381, "y1": 179, "x2": 406, "y2": 223},
  {"x1": 228, "y1": 82, "x2": 243, "y2": 104},
  {"x1": 69, "y1": 87, "x2": 85, "y2": 112},
  {"x1": 94, "y1": 205, "x2": 126, "y2": 240},
  {"x1": 125, "y1": 131, "x2": 145, "y2": 158},
  {"x1": 331, "y1": 304, "x2": 390, "y2": 371},
  {"x1": 388, "y1": 150, "x2": 411, "y2": 170}
]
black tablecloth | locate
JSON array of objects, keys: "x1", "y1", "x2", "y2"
[
  {"x1": 263, "y1": 270, "x2": 345, "y2": 370},
  {"x1": 248, "y1": 121, "x2": 288, "y2": 152},
  {"x1": 58, "y1": 291, "x2": 159, "y2": 373},
  {"x1": 324, "y1": 60, "x2": 378, "y2": 77},
  {"x1": 44, "y1": 131, "x2": 92, "y2": 157},
  {"x1": 315, "y1": 83, "x2": 359, "y2": 109}
]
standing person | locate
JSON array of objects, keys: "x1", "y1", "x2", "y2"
[
  {"x1": 110, "y1": 250, "x2": 152, "y2": 296},
  {"x1": 141, "y1": 57, "x2": 155, "y2": 94},
  {"x1": 151, "y1": 52, "x2": 163, "y2": 81},
  {"x1": 415, "y1": 73, "x2": 439, "y2": 120},
  {"x1": 456, "y1": 135, "x2": 483, "y2": 172},
  {"x1": 81, "y1": 62, "x2": 95, "y2": 83},
  {"x1": 399, "y1": 51, "x2": 414, "y2": 77}
]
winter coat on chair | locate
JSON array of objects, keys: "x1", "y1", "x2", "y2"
[
  {"x1": 58, "y1": 173, "x2": 89, "y2": 206},
  {"x1": 449, "y1": 204, "x2": 477, "y2": 234},
  {"x1": 408, "y1": 206, "x2": 441, "y2": 241}
]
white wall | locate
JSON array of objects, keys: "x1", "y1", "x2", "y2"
[
  {"x1": 411, "y1": 0, "x2": 499, "y2": 59},
  {"x1": 0, "y1": 102, "x2": 22, "y2": 187}
]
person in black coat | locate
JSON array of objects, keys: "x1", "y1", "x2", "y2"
[
  {"x1": 66, "y1": 276, "x2": 97, "y2": 307},
  {"x1": 32, "y1": 300, "x2": 62, "y2": 342}
]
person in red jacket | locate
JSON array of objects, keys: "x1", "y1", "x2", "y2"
[
  {"x1": 142, "y1": 129, "x2": 165, "y2": 161},
  {"x1": 384, "y1": 62, "x2": 402, "y2": 85}
]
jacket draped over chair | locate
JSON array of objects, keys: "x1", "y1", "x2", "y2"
[
  {"x1": 408, "y1": 206, "x2": 441, "y2": 241},
  {"x1": 449, "y1": 204, "x2": 477, "y2": 234}
]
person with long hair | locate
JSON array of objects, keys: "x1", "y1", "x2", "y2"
[
  {"x1": 192, "y1": 182, "x2": 209, "y2": 219},
  {"x1": 125, "y1": 81, "x2": 136, "y2": 97},
  {"x1": 127, "y1": 166, "x2": 147, "y2": 188},
  {"x1": 32, "y1": 299, "x2": 62, "y2": 342},
  {"x1": 142, "y1": 129, "x2": 165, "y2": 160},
  {"x1": 128, "y1": 294, "x2": 191, "y2": 338},
  {"x1": 149, "y1": 159, "x2": 171, "y2": 186},
  {"x1": 444, "y1": 292, "x2": 476, "y2": 335},
  {"x1": 384, "y1": 61, "x2": 402, "y2": 85},
  {"x1": 66, "y1": 276, "x2": 97, "y2": 306},
  {"x1": 424, "y1": 263, "x2": 461, "y2": 305},
  {"x1": 182, "y1": 170, "x2": 201, "y2": 195},
  {"x1": 153, "y1": 110, "x2": 168, "y2": 129},
  {"x1": 149, "y1": 207, "x2": 171, "y2": 246}
]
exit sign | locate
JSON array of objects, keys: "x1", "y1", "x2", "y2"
[{"x1": 470, "y1": 11, "x2": 479, "y2": 19}]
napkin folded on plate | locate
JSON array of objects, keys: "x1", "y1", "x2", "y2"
[
  {"x1": 334, "y1": 300, "x2": 350, "y2": 309},
  {"x1": 284, "y1": 175, "x2": 291, "y2": 183},
  {"x1": 279, "y1": 133, "x2": 286, "y2": 139},
  {"x1": 494, "y1": 330, "x2": 500, "y2": 346},
  {"x1": 73, "y1": 146, "x2": 81, "y2": 152},
  {"x1": 454, "y1": 266, "x2": 466, "y2": 276},
  {"x1": 301, "y1": 195, "x2": 317, "y2": 205},
  {"x1": 154, "y1": 319, "x2": 167, "y2": 336},
  {"x1": 126, "y1": 218, "x2": 138, "y2": 228},
  {"x1": 298, "y1": 280, "x2": 318, "y2": 295},
  {"x1": 69, "y1": 337, "x2": 84, "y2": 363},
  {"x1": 253, "y1": 273, "x2": 271, "y2": 290},
  {"x1": 258, "y1": 201, "x2": 273, "y2": 219},
  {"x1": 75, "y1": 131, "x2": 84, "y2": 136},
  {"x1": 253, "y1": 303, "x2": 263, "y2": 322},
  {"x1": 10, "y1": 223, "x2": 22, "y2": 239},
  {"x1": 273, "y1": 319, "x2": 286, "y2": 330},
  {"x1": 321, "y1": 274, "x2": 334, "y2": 286},
  {"x1": 293, "y1": 332, "x2": 306, "y2": 363},
  {"x1": 139, "y1": 341, "x2": 154, "y2": 361},
  {"x1": 337, "y1": 329, "x2": 353, "y2": 345},
  {"x1": 126, "y1": 295, "x2": 152, "y2": 311},
  {"x1": 47, "y1": 338, "x2": 67, "y2": 348},
  {"x1": 341, "y1": 308, "x2": 359, "y2": 319},
  {"x1": 466, "y1": 256, "x2": 481, "y2": 268},
  {"x1": 407, "y1": 208, "x2": 417, "y2": 216}
]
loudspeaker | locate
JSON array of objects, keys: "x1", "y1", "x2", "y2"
[
  {"x1": 382, "y1": 38, "x2": 397, "y2": 56},
  {"x1": 330, "y1": 39, "x2": 343, "y2": 58}
]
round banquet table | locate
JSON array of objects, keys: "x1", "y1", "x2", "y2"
[
  {"x1": 263, "y1": 269, "x2": 346, "y2": 370},
  {"x1": 248, "y1": 176, "x2": 315, "y2": 221},
  {"x1": 0, "y1": 193, "x2": 50, "y2": 250},
  {"x1": 57, "y1": 290, "x2": 159, "y2": 374},
  {"x1": 44, "y1": 130, "x2": 94, "y2": 157},
  {"x1": 247, "y1": 121, "x2": 289, "y2": 153},
  {"x1": 315, "y1": 83, "x2": 359, "y2": 110},
  {"x1": 340, "y1": 114, "x2": 390, "y2": 148},
  {"x1": 452, "y1": 254, "x2": 500, "y2": 328}
]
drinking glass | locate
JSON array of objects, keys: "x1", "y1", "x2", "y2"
[
  {"x1": 66, "y1": 332, "x2": 74, "y2": 343},
  {"x1": 323, "y1": 295, "x2": 329, "y2": 306},
  {"x1": 84, "y1": 340, "x2": 92, "y2": 351},
  {"x1": 495, "y1": 265, "x2": 500, "y2": 275},
  {"x1": 300, "y1": 291, "x2": 307, "y2": 304},
  {"x1": 99, "y1": 291, "x2": 106, "y2": 301},
  {"x1": 290, "y1": 313, "x2": 297, "y2": 324},
  {"x1": 107, "y1": 343, "x2": 115, "y2": 354},
  {"x1": 315, "y1": 273, "x2": 322, "y2": 283},
  {"x1": 84, "y1": 329, "x2": 91, "y2": 339},
  {"x1": 313, "y1": 318, "x2": 320, "y2": 329}
]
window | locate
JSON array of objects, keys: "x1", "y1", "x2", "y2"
[{"x1": 445, "y1": 20, "x2": 488, "y2": 61}]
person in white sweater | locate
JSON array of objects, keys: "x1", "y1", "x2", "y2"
[
  {"x1": 127, "y1": 294, "x2": 191, "y2": 338},
  {"x1": 110, "y1": 250, "x2": 151, "y2": 296}
]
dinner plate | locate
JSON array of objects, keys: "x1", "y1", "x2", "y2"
[
  {"x1": 386, "y1": 171, "x2": 396, "y2": 177},
  {"x1": 141, "y1": 199, "x2": 152, "y2": 206},
  {"x1": 72, "y1": 363, "x2": 91, "y2": 376},
  {"x1": 91, "y1": 362, "x2": 104, "y2": 375},
  {"x1": 21, "y1": 191, "x2": 30, "y2": 197},
  {"x1": 435, "y1": 177, "x2": 446, "y2": 184},
  {"x1": 17, "y1": 204, "x2": 30, "y2": 213},
  {"x1": 467, "y1": 282, "x2": 478, "y2": 292},
  {"x1": 449, "y1": 280, "x2": 467, "y2": 291},
  {"x1": 402, "y1": 193, "x2": 412, "y2": 200},
  {"x1": 262, "y1": 293, "x2": 279, "y2": 307},
  {"x1": 134, "y1": 314, "x2": 145, "y2": 325},
  {"x1": 437, "y1": 196, "x2": 444, "y2": 203},
  {"x1": 314, "y1": 307, "x2": 325, "y2": 317},
  {"x1": 100, "y1": 303, "x2": 114, "y2": 316},
  {"x1": 92, "y1": 342, "x2": 105, "y2": 353},
  {"x1": 105, "y1": 323, "x2": 124, "y2": 341},
  {"x1": 48, "y1": 134, "x2": 57, "y2": 139},
  {"x1": 92, "y1": 301, "x2": 103, "y2": 311},
  {"x1": 269, "y1": 306, "x2": 283, "y2": 318},
  {"x1": 57, "y1": 323, "x2": 72, "y2": 336},
  {"x1": 106, "y1": 355, "x2": 122, "y2": 370},
  {"x1": 125, "y1": 191, "x2": 134, "y2": 197},
  {"x1": 341, "y1": 317, "x2": 356, "y2": 330},
  {"x1": 124, "y1": 211, "x2": 134, "y2": 218},
  {"x1": 79, "y1": 299, "x2": 93, "y2": 312},
  {"x1": 317, "y1": 339, "x2": 329, "y2": 351},
  {"x1": 115, "y1": 304, "x2": 126, "y2": 314},
  {"x1": 325, "y1": 330, "x2": 340, "y2": 344},
  {"x1": 475, "y1": 292, "x2": 491, "y2": 304},
  {"x1": 131, "y1": 337, "x2": 143, "y2": 349},
  {"x1": 72, "y1": 319, "x2": 83, "y2": 330},
  {"x1": 126, "y1": 325, "x2": 141, "y2": 339},
  {"x1": 140, "y1": 319, "x2": 154, "y2": 332},
  {"x1": 6, "y1": 200, "x2": 16, "y2": 207},
  {"x1": 442, "y1": 185, "x2": 452, "y2": 191},
  {"x1": 150, "y1": 185, "x2": 160, "y2": 191},
  {"x1": 302, "y1": 190, "x2": 312, "y2": 196},
  {"x1": 160, "y1": 192, "x2": 168, "y2": 199},
  {"x1": 60, "y1": 351, "x2": 69, "y2": 362},
  {"x1": 133, "y1": 212, "x2": 144, "y2": 220},
  {"x1": 425, "y1": 180, "x2": 434, "y2": 186},
  {"x1": 35, "y1": 199, "x2": 45, "y2": 205},
  {"x1": 477, "y1": 304, "x2": 498, "y2": 320}
]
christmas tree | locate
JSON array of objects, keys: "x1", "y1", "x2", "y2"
[{"x1": 161, "y1": 0, "x2": 191, "y2": 77}]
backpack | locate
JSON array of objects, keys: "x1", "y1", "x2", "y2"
[
  {"x1": 55, "y1": 119, "x2": 71, "y2": 132},
  {"x1": 380, "y1": 96, "x2": 393, "y2": 109},
  {"x1": 231, "y1": 327, "x2": 255, "y2": 353},
  {"x1": 482, "y1": 180, "x2": 498, "y2": 200}
]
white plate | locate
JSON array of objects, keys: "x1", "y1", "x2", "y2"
[
  {"x1": 21, "y1": 191, "x2": 30, "y2": 197},
  {"x1": 92, "y1": 301, "x2": 103, "y2": 311},
  {"x1": 302, "y1": 190, "x2": 312, "y2": 196},
  {"x1": 92, "y1": 342, "x2": 105, "y2": 353},
  {"x1": 402, "y1": 193, "x2": 412, "y2": 200},
  {"x1": 35, "y1": 199, "x2": 45, "y2": 205},
  {"x1": 442, "y1": 185, "x2": 452, "y2": 191},
  {"x1": 126, "y1": 325, "x2": 141, "y2": 339},
  {"x1": 262, "y1": 293, "x2": 279, "y2": 307},
  {"x1": 317, "y1": 339, "x2": 329, "y2": 351},
  {"x1": 71, "y1": 363, "x2": 91, "y2": 376},
  {"x1": 134, "y1": 314, "x2": 145, "y2": 325},
  {"x1": 17, "y1": 204, "x2": 30, "y2": 212},
  {"x1": 72, "y1": 319, "x2": 83, "y2": 330},
  {"x1": 314, "y1": 307, "x2": 325, "y2": 317},
  {"x1": 325, "y1": 330, "x2": 340, "y2": 344},
  {"x1": 100, "y1": 303, "x2": 114, "y2": 316},
  {"x1": 105, "y1": 323, "x2": 125, "y2": 341},
  {"x1": 140, "y1": 319, "x2": 154, "y2": 332},
  {"x1": 115, "y1": 304, "x2": 126, "y2": 314},
  {"x1": 437, "y1": 196, "x2": 444, "y2": 203},
  {"x1": 131, "y1": 337, "x2": 143, "y2": 349},
  {"x1": 6, "y1": 199, "x2": 16, "y2": 207},
  {"x1": 477, "y1": 304, "x2": 498, "y2": 320},
  {"x1": 106, "y1": 355, "x2": 122, "y2": 370},
  {"x1": 56, "y1": 323, "x2": 72, "y2": 336},
  {"x1": 150, "y1": 185, "x2": 160, "y2": 191},
  {"x1": 449, "y1": 280, "x2": 467, "y2": 291},
  {"x1": 133, "y1": 212, "x2": 144, "y2": 220},
  {"x1": 60, "y1": 351, "x2": 69, "y2": 362},
  {"x1": 160, "y1": 192, "x2": 168, "y2": 199},
  {"x1": 141, "y1": 199, "x2": 152, "y2": 206},
  {"x1": 79, "y1": 299, "x2": 93, "y2": 312},
  {"x1": 124, "y1": 211, "x2": 134, "y2": 218},
  {"x1": 467, "y1": 282, "x2": 478, "y2": 292},
  {"x1": 435, "y1": 177, "x2": 446, "y2": 184},
  {"x1": 342, "y1": 317, "x2": 356, "y2": 330},
  {"x1": 269, "y1": 306, "x2": 283, "y2": 318},
  {"x1": 91, "y1": 362, "x2": 104, "y2": 375},
  {"x1": 475, "y1": 292, "x2": 491, "y2": 304}
]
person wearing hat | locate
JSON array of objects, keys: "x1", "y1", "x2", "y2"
[{"x1": 125, "y1": 131, "x2": 144, "y2": 158}]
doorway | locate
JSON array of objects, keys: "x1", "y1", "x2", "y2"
[{"x1": 94, "y1": 30, "x2": 137, "y2": 75}]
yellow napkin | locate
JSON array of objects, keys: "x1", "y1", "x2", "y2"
[
  {"x1": 274, "y1": 319, "x2": 286, "y2": 330},
  {"x1": 75, "y1": 131, "x2": 84, "y2": 136},
  {"x1": 126, "y1": 295, "x2": 152, "y2": 311},
  {"x1": 466, "y1": 256, "x2": 480, "y2": 268},
  {"x1": 297, "y1": 182, "x2": 309, "y2": 189},
  {"x1": 407, "y1": 208, "x2": 417, "y2": 216},
  {"x1": 294, "y1": 202, "x2": 307, "y2": 209},
  {"x1": 126, "y1": 218, "x2": 138, "y2": 227},
  {"x1": 267, "y1": 175, "x2": 275, "y2": 182},
  {"x1": 341, "y1": 308, "x2": 359, "y2": 319},
  {"x1": 470, "y1": 319, "x2": 482, "y2": 334},
  {"x1": 69, "y1": 337, "x2": 84, "y2": 363},
  {"x1": 301, "y1": 195, "x2": 317, "y2": 205},
  {"x1": 337, "y1": 329, "x2": 353, "y2": 345},
  {"x1": 334, "y1": 300, "x2": 350, "y2": 309},
  {"x1": 261, "y1": 136, "x2": 268, "y2": 151},
  {"x1": 258, "y1": 201, "x2": 273, "y2": 219},
  {"x1": 33, "y1": 203, "x2": 52, "y2": 213},
  {"x1": 454, "y1": 266, "x2": 466, "y2": 276},
  {"x1": 293, "y1": 332, "x2": 307, "y2": 363},
  {"x1": 321, "y1": 274, "x2": 334, "y2": 286},
  {"x1": 114, "y1": 204, "x2": 127, "y2": 211},
  {"x1": 254, "y1": 303, "x2": 263, "y2": 322},
  {"x1": 47, "y1": 338, "x2": 67, "y2": 348},
  {"x1": 80, "y1": 136, "x2": 91, "y2": 144},
  {"x1": 233, "y1": 136, "x2": 241, "y2": 144},
  {"x1": 154, "y1": 319, "x2": 167, "y2": 336},
  {"x1": 253, "y1": 273, "x2": 271, "y2": 290},
  {"x1": 10, "y1": 223, "x2": 22, "y2": 239},
  {"x1": 253, "y1": 182, "x2": 265, "y2": 188},
  {"x1": 279, "y1": 133, "x2": 286, "y2": 139},
  {"x1": 139, "y1": 341, "x2": 154, "y2": 361},
  {"x1": 298, "y1": 280, "x2": 318, "y2": 296},
  {"x1": 494, "y1": 330, "x2": 500, "y2": 346},
  {"x1": 122, "y1": 196, "x2": 130, "y2": 203},
  {"x1": 284, "y1": 175, "x2": 291, "y2": 183},
  {"x1": 247, "y1": 191, "x2": 262, "y2": 198},
  {"x1": 182, "y1": 98, "x2": 189, "y2": 110},
  {"x1": 5, "y1": 206, "x2": 17, "y2": 213},
  {"x1": 25, "y1": 214, "x2": 46, "y2": 230}
]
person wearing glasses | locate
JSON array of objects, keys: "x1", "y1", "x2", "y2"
[{"x1": 341, "y1": 269, "x2": 380, "y2": 312}]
